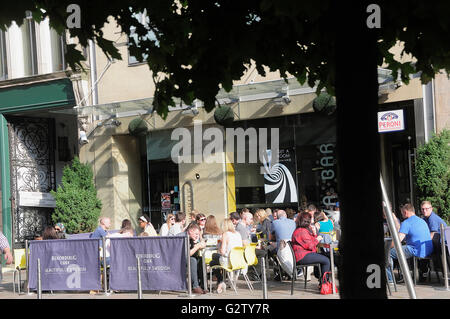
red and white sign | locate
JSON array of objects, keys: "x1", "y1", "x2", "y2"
[{"x1": 378, "y1": 109, "x2": 405, "y2": 133}]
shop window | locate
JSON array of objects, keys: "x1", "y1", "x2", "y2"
[
  {"x1": 232, "y1": 113, "x2": 338, "y2": 209},
  {"x1": 0, "y1": 30, "x2": 7, "y2": 80}
]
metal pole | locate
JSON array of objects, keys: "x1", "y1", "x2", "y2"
[
  {"x1": 441, "y1": 224, "x2": 449, "y2": 290},
  {"x1": 25, "y1": 240, "x2": 30, "y2": 295},
  {"x1": 262, "y1": 257, "x2": 267, "y2": 299},
  {"x1": 102, "y1": 237, "x2": 108, "y2": 295},
  {"x1": 330, "y1": 243, "x2": 336, "y2": 295},
  {"x1": 137, "y1": 257, "x2": 143, "y2": 299},
  {"x1": 380, "y1": 174, "x2": 417, "y2": 299},
  {"x1": 37, "y1": 258, "x2": 42, "y2": 299},
  {"x1": 407, "y1": 137, "x2": 414, "y2": 203},
  {"x1": 186, "y1": 232, "x2": 193, "y2": 297}
]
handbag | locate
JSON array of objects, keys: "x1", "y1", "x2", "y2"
[
  {"x1": 277, "y1": 240, "x2": 294, "y2": 278},
  {"x1": 320, "y1": 272, "x2": 338, "y2": 295}
]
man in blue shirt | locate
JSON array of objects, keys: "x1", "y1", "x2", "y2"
[
  {"x1": 90, "y1": 217, "x2": 112, "y2": 267},
  {"x1": 270, "y1": 210, "x2": 296, "y2": 251},
  {"x1": 421, "y1": 200, "x2": 447, "y2": 239},
  {"x1": 421, "y1": 201, "x2": 447, "y2": 280},
  {"x1": 387, "y1": 203, "x2": 433, "y2": 282},
  {"x1": 90, "y1": 217, "x2": 111, "y2": 239},
  {"x1": 268, "y1": 210, "x2": 297, "y2": 280}
]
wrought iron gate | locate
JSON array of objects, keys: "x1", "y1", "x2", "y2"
[{"x1": 8, "y1": 117, "x2": 56, "y2": 247}]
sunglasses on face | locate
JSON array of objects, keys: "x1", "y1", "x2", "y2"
[{"x1": 198, "y1": 218, "x2": 206, "y2": 221}]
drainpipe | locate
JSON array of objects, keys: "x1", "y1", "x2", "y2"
[{"x1": 88, "y1": 39, "x2": 98, "y2": 106}]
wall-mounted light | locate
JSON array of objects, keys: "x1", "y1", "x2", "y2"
[
  {"x1": 182, "y1": 105, "x2": 199, "y2": 117},
  {"x1": 195, "y1": 173, "x2": 200, "y2": 180},
  {"x1": 272, "y1": 93, "x2": 291, "y2": 107}
]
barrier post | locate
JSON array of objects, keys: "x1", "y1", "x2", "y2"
[
  {"x1": 186, "y1": 232, "x2": 193, "y2": 297},
  {"x1": 439, "y1": 224, "x2": 449, "y2": 291},
  {"x1": 137, "y1": 257, "x2": 143, "y2": 299},
  {"x1": 262, "y1": 257, "x2": 268, "y2": 299},
  {"x1": 25, "y1": 240, "x2": 29, "y2": 295},
  {"x1": 102, "y1": 237, "x2": 109, "y2": 295},
  {"x1": 37, "y1": 258, "x2": 42, "y2": 299},
  {"x1": 380, "y1": 175, "x2": 416, "y2": 299}
]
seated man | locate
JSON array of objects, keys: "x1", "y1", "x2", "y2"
[
  {"x1": 268, "y1": 209, "x2": 297, "y2": 280},
  {"x1": 90, "y1": 217, "x2": 112, "y2": 267},
  {"x1": 235, "y1": 211, "x2": 267, "y2": 280},
  {"x1": 388, "y1": 203, "x2": 433, "y2": 282},
  {"x1": 421, "y1": 200, "x2": 447, "y2": 279},
  {"x1": 182, "y1": 222, "x2": 207, "y2": 294},
  {"x1": 268, "y1": 210, "x2": 296, "y2": 254},
  {"x1": 90, "y1": 216, "x2": 111, "y2": 239}
]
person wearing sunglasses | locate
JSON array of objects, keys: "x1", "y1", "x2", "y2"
[
  {"x1": 159, "y1": 213, "x2": 176, "y2": 236},
  {"x1": 195, "y1": 213, "x2": 207, "y2": 238}
]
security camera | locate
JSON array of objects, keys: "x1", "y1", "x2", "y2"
[{"x1": 79, "y1": 130, "x2": 89, "y2": 145}]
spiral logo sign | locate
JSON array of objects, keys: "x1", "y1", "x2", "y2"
[{"x1": 262, "y1": 149, "x2": 298, "y2": 203}]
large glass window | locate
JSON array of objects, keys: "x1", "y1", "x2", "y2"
[
  {"x1": 38, "y1": 17, "x2": 65, "y2": 73},
  {"x1": 0, "y1": 30, "x2": 7, "y2": 80},
  {"x1": 4, "y1": 13, "x2": 64, "y2": 79},
  {"x1": 233, "y1": 112, "x2": 338, "y2": 210}
]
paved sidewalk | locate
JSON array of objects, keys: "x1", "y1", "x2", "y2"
[{"x1": 2, "y1": 267, "x2": 450, "y2": 300}]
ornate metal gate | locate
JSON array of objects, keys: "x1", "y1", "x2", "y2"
[{"x1": 8, "y1": 117, "x2": 56, "y2": 247}]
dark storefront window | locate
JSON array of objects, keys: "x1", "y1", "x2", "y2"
[{"x1": 233, "y1": 112, "x2": 338, "y2": 210}]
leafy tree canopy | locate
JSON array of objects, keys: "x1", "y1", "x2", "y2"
[
  {"x1": 415, "y1": 129, "x2": 450, "y2": 220},
  {"x1": 1, "y1": 1, "x2": 449, "y2": 119}
]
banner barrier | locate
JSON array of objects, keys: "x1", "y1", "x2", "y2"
[
  {"x1": 28, "y1": 239, "x2": 101, "y2": 291},
  {"x1": 109, "y1": 236, "x2": 187, "y2": 291}
]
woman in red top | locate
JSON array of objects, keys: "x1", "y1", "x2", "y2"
[{"x1": 291, "y1": 212, "x2": 330, "y2": 278}]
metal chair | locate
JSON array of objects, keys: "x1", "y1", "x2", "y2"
[
  {"x1": 413, "y1": 254, "x2": 440, "y2": 285},
  {"x1": 209, "y1": 246, "x2": 253, "y2": 294},
  {"x1": 287, "y1": 241, "x2": 322, "y2": 295},
  {"x1": 13, "y1": 249, "x2": 27, "y2": 294}
]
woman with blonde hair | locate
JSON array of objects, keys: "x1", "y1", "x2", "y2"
[
  {"x1": 209, "y1": 218, "x2": 243, "y2": 293},
  {"x1": 255, "y1": 209, "x2": 272, "y2": 240},
  {"x1": 203, "y1": 215, "x2": 222, "y2": 240},
  {"x1": 160, "y1": 213, "x2": 175, "y2": 236}
]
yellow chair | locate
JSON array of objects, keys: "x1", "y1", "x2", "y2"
[
  {"x1": 13, "y1": 249, "x2": 27, "y2": 294},
  {"x1": 244, "y1": 244, "x2": 260, "y2": 285},
  {"x1": 204, "y1": 249, "x2": 216, "y2": 265},
  {"x1": 209, "y1": 246, "x2": 253, "y2": 294}
]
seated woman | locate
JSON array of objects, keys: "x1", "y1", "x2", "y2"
[
  {"x1": 203, "y1": 215, "x2": 222, "y2": 243},
  {"x1": 254, "y1": 209, "x2": 272, "y2": 241},
  {"x1": 291, "y1": 212, "x2": 330, "y2": 283},
  {"x1": 209, "y1": 218, "x2": 243, "y2": 294},
  {"x1": 159, "y1": 213, "x2": 175, "y2": 236},
  {"x1": 314, "y1": 211, "x2": 334, "y2": 234},
  {"x1": 42, "y1": 226, "x2": 59, "y2": 240}
]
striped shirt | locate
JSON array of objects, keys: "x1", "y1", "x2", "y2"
[{"x1": 0, "y1": 232, "x2": 10, "y2": 251}]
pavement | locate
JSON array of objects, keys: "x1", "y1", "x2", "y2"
[{"x1": 2, "y1": 265, "x2": 450, "y2": 300}]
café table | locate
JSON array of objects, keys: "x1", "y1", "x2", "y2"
[{"x1": 318, "y1": 241, "x2": 339, "y2": 295}]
